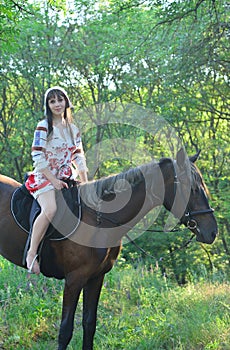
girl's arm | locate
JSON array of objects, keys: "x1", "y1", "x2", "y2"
[{"x1": 71, "y1": 125, "x2": 88, "y2": 182}]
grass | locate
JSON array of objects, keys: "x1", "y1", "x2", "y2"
[{"x1": 0, "y1": 257, "x2": 229, "y2": 350}]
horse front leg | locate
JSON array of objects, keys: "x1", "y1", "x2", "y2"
[
  {"x1": 58, "y1": 274, "x2": 83, "y2": 350},
  {"x1": 82, "y1": 274, "x2": 105, "y2": 350}
]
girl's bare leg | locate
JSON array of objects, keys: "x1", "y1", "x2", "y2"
[{"x1": 26, "y1": 190, "x2": 57, "y2": 274}]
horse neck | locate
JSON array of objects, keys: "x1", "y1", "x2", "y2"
[
  {"x1": 159, "y1": 159, "x2": 192, "y2": 219},
  {"x1": 105, "y1": 161, "x2": 166, "y2": 227},
  {"x1": 131, "y1": 161, "x2": 166, "y2": 217},
  {"x1": 78, "y1": 162, "x2": 171, "y2": 248}
]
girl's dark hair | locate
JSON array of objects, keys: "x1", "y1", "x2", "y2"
[{"x1": 45, "y1": 89, "x2": 73, "y2": 138}]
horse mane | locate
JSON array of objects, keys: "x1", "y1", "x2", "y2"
[
  {"x1": 190, "y1": 162, "x2": 210, "y2": 197},
  {"x1": 158, "y1": 156, "x2": 211, "y2": 198},
  {"x1": 80, "y1": 156, "x2": 210, "y2": 207},
  {"x1": 89, "y1": 163, "x2": 149, "y2": 194},
  {"x1": 80, "y1": 161, "x2": 157, "y2": 207}
]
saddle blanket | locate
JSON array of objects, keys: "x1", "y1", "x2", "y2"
[{"x1": 11, "y1": 184, "x2": 81, "y2": 240}]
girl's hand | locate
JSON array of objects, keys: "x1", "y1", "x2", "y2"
[
  {"x1": 53, "y1": 178, "x2": 68, "y2": 190},
  {"x1": 42, "y1": 168, "x2": 69, "y2": 190}
]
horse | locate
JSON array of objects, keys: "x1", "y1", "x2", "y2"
[{"x1": 0, "y1": 149, "x2": 218, "y2": 350}]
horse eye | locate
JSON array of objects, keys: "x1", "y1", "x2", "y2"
[{"x1": 191, "y1": 186, "x2": 199, "y2": 194}]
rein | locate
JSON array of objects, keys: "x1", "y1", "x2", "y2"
[
  {"x1": 84, "y1": 203, "x2": 196, "y2": 262},
  {"x1": 125, "y1": 232, "x2": 196, "y2": 262}
]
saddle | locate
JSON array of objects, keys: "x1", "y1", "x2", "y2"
[{"x1": 11, "y1": 183, "x2": 81, "y2": 264}]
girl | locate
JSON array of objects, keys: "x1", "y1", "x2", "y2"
[{"x1": 25, "y1": 86, "x2": 88, "y2": 274}]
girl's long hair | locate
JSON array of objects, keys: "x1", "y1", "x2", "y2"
[{"x1": 45, "y1": 89, "x2": 74, "y2": 142}]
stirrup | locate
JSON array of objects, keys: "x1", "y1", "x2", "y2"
[{"x1": 27, "y1": 254, "x2": 39, "y2": 274}]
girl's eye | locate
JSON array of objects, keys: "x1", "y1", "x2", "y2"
[{"x1": 49, "y1": 98, "x2": 64, "y2": 104}]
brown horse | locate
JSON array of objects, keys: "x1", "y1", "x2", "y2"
[{"x1": 0, "y1": 149, "x2": 218, "y2": 350}]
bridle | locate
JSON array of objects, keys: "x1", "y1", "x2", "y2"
[
  {"x1": 173, "y1": 166, "x2": 214, "y2": 233},
  {"x1": 183, "y1": 208, "x2": 214, "y2": 230}
]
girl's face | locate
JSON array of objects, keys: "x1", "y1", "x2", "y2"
[{"x1": 48, "y1": 94, "x2": 66, "y2": 118}]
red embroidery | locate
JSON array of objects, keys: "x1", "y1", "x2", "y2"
[
  {"x1": 36, "y1": 126, "x2": 48, "y2": 132},
  {"x1": 32, "y1": 146, "x2": 46, "y2": 152}
]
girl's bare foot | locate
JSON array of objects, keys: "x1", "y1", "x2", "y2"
[{"x1": 26, "y1": 253, "x2": 40, "y2": 275}]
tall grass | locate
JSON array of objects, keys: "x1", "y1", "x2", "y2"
[{"x1": 0, "y1": 257, "x2": 229, "y2": 349}]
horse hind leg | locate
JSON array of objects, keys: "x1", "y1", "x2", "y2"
[{"x1": 82, "y1": 275, "x2": 105, "y2": 350}]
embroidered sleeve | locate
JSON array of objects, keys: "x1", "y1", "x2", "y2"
[
  {"x1": 31, "y1": 120, "x2": 49, "y2": 172},
  {"x1": 71, "y1": 125, "x2": 88, "y2": 172}
]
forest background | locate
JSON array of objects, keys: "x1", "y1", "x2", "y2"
[
  {"x1": 0, "y1": 0, "x2": 229, "y2": 290},
  {"x1": 0, "y1": 1, "x2": 229, "y2": 349}
]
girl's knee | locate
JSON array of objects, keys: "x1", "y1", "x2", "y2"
[
  {"x1": 42, "y1": 204, "x2": 57, "y2": 221},
  {"x1": 38, "y1": 190, "x2": 57, "y2": 222}
]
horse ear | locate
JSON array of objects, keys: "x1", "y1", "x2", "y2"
[
  {"x1": 189, "y1": 150, "x2": 201, "y2": 163},
  {"x1": 176, "y1": 148, "x2": 187, "y2": 168}
]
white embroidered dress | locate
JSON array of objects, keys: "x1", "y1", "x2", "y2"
[{"x1": 25, "y1": 119, "x2": 87, "y2": 199}]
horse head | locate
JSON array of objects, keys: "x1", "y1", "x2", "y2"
[{"x1": 161, "y1": 149, "x2": 218, "y2": 244}]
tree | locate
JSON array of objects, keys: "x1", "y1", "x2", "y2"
[{"x1": 0, "y1": 0, "x2": 229, "y2": 281}]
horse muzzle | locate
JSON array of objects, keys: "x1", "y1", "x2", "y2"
[
  {"x1": 183, "y1": 208, "x2": 218, "y2": 244},
  {"x1": 195, "y1": 228, "x2": 218, "y2": 244}
]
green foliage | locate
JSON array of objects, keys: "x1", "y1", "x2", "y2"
[
  {"x1": 0, "y1": 0, "x2": 229, "y2": 283},
  {"x1": 0, "y1": 0, "x2": 37, "y2": 52},
  {"x1": 0, "y1": 257, "x2": 229, "y2": 349},
  {"x1": 0, "y1": 258, "x2": 63, "y2": 348}
]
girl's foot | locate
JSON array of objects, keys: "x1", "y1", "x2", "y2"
[{"x1": 26, "y1": 253, "x2": 40, "y2": 275}]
